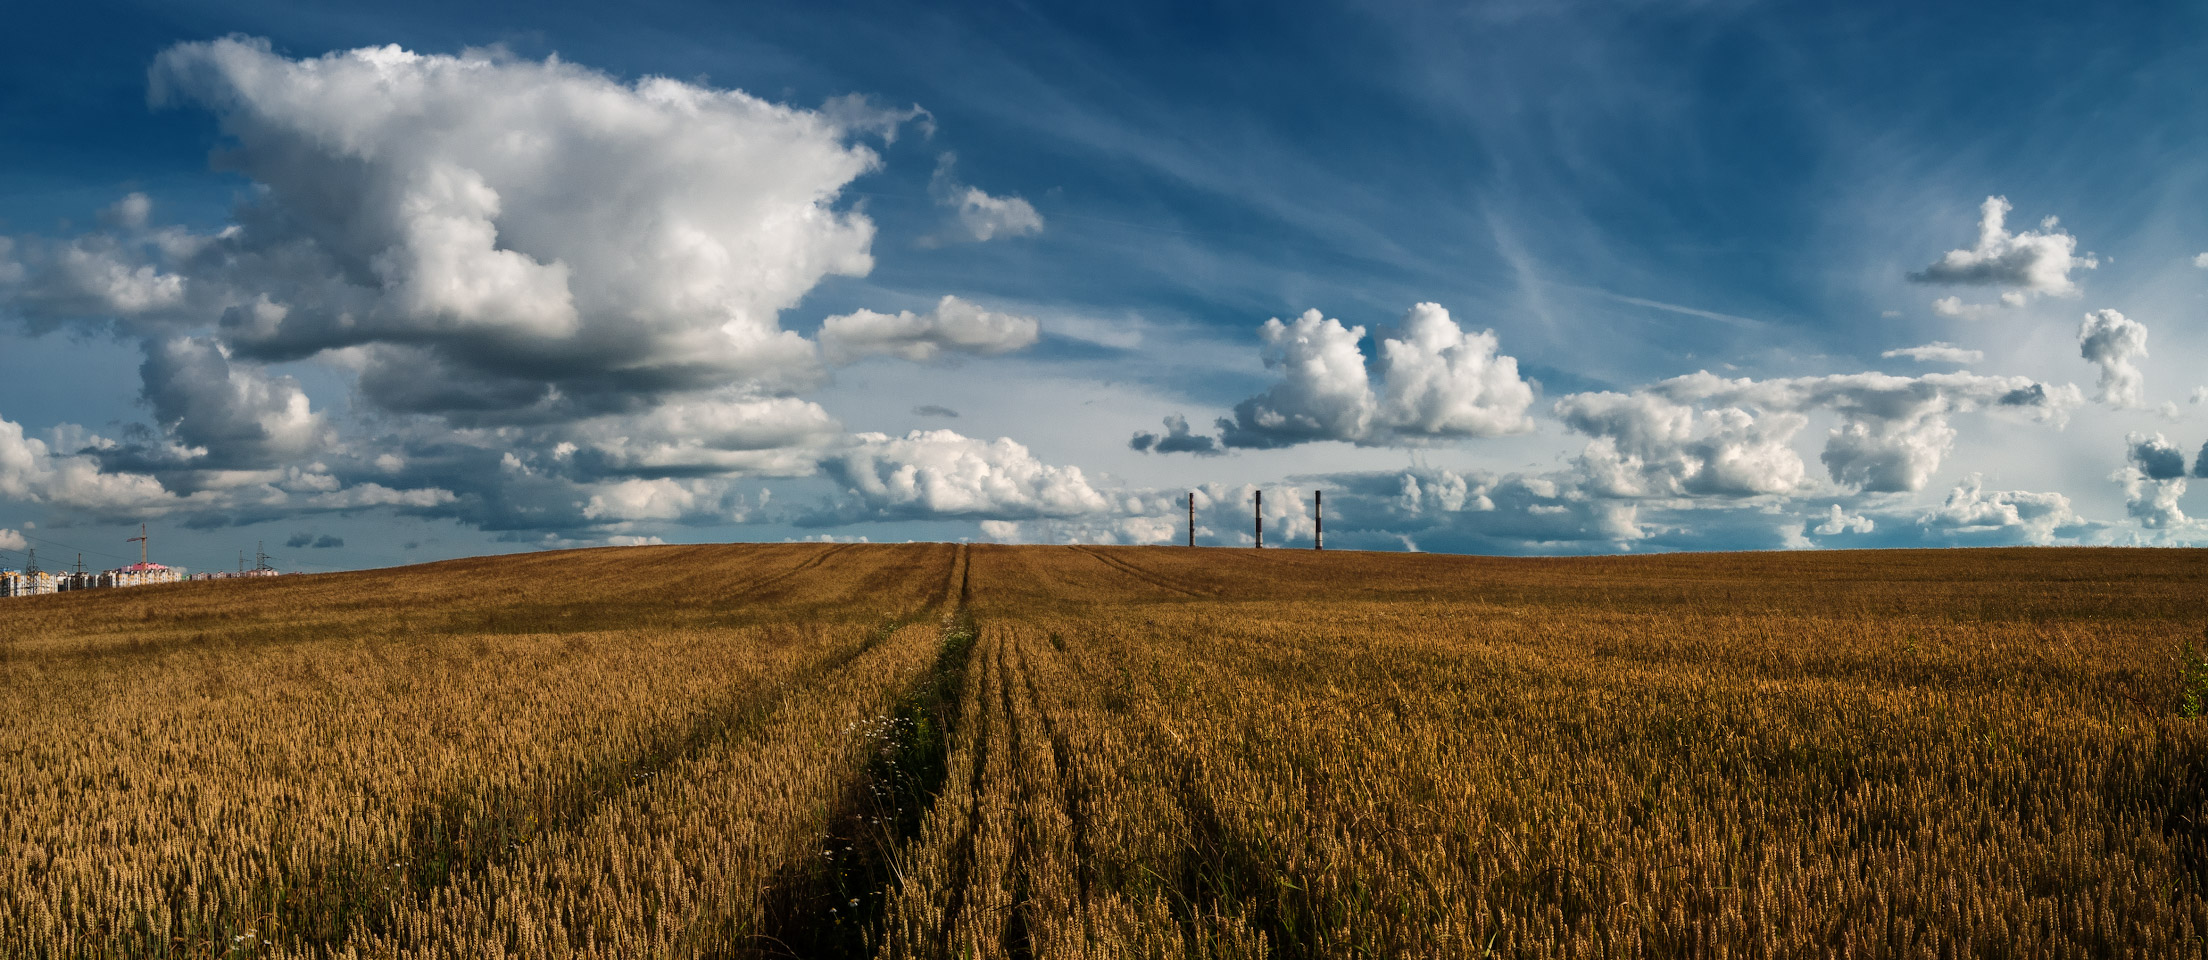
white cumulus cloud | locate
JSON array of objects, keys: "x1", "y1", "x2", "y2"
[
  {"x1": 0, "y1": 415, "x2": 184, "y2": 516},
  {"x1": 582, "y1": 478, "x2": 708, "y2": 522},
  {"x1": 822, "y1": 429, "x2": 1110, "y2": 521},
  {"x1": 1909, "y1": 196, "x2": 2095, "y2": 310},
  {"x1": 124, "y1": 37, "x2": 893, "y2": 415},
  {"x1": 1376, "y1": 302, "x2": 1537, "y2": 439},
  {"x1": 1812, "y1": 503, "x2": 1875, "y2": 535},
  {"x1": 1921, "y1": 475, "x2": 2086, "y2": 544},
  {"x1": 1217, "y1": 309, "x2": 1377, "y2": 448},
  {"x1": 819, "y1": 295, "x2": 1039, "y2": 364},
  {"x1": 1562, "y1": 369, "x2": 2079, "y2": 497},
  {"x1": 0, "y1": 38, "x2": 986, "y2": 538},
  {"x1": 1556, "y1": 392, "x2": 1808, "y2": 498},
  {"x1": 1210, "y1": 303, "x2": 1535, "y2": 450},
  {"x1": 2117, "y1": 431, "x2": 2189, "y2": 530},
  {"x1": 2077, "y1": 308, "x2": 2148, "y2": 409}
]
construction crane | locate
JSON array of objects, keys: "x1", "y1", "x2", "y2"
[{"x1": 126, "y1": 524, "x2": 149, "y2": 567}]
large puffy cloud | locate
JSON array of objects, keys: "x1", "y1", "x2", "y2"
[
  {"x1": 0, "y1": 415, "x2": 185, "y2": 516},
  {"x1": 138, "y1": 337, "x2": 329, "y2": 468},
  {"x1": 818, "y1": 429, "x2": 1110, "y2": 522},
  {"x1": 1820, "y1": 416, "x2": 1958, "y2": 494},
  {"x1": 2117, "y1": 432, "x2": 2189, "y2": 530},
  {"x1": 120, "y1": 37, "x2": 895, "y2": 415},
  {"x1": 1375, "y1": 302, "x2": 1537, "y2": 439},
  {"x1": 2077, "y1": 309, "x2": 2148, "y2": 409},
  {"x1": 1557, "y1": 392, "x2": 1808, "y2": 498},
  {"x1": 1908, "y1": 196, "x2": 2095, "y2": 306},
  {"x1": 1190, "y1": 303, "x2": 1535, "y2": 451},
  {"x1": 1561, "y1": 369, "x2": 2079, "y2": 497},
  {"x1": 1920, "y1": 474, "x2": 2088, "y2": 545},
  {"x1": 818, "y1": 295, "x2": 1039, "y2": 364},
  {"x1": 1216, "y1": 309, "x2": 1377, "y2": 448},
  {"x1": 0, "y1": 39, "x2": 996, "y2": 538}
]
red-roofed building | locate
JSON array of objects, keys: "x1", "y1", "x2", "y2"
[{"x1": 101, "y1": 562, "x2": 183, "y2": 588}]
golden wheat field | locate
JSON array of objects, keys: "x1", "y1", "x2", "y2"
[{"x1": 1, "y1": 543, "x2": 2205, "y2": 958}]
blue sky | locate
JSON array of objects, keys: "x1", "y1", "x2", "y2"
[{"x1": 3, "y1": 0, "x2": 2207, "y2": 573}]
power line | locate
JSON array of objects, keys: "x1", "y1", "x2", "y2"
[
  {"x1": 13, "y1": 531, "x2": 137, "y2": 565},
  {"x1": 10, "y1": 526, "x2": 417, "y2": 576}
]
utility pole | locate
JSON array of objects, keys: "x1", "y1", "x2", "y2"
[
  {"x1": 24, "y1": 548, "x2": 36, "y2": 576},
  {"x1": 1254, "y1": 490, "x2": 1263, "y2": 549},
  {"x1": 1187, "y1": 492, "x2": 1195, "y2": 547},
  {"x1": 255, "y1": 542, "x2": 272, "y2": 574},
  {"x1": 127, "y1": 523, "x2": 148, "y2": 567},
  {"x1": 238, "y1": 551, "x2": 246, "y2": 575},
  {"x1": 1315, "y1": 490, "x2": 1323, "y2": 550}
]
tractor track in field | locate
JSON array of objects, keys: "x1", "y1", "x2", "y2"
[
  {"x1": 745, "y1": 545, "x2": 982, "y2": 958},
  {"x1": 1070, "y1": 546, "x2": 1210, "y2": 599},
  {"x1": 263, "y1": 612, "x2": 912, "y2": 956}
]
